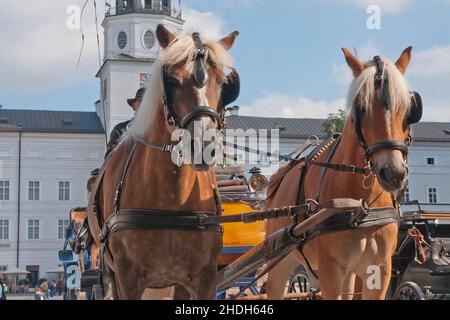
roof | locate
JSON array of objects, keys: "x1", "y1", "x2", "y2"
[
  {"x1": 226, "y1": 115, "x2": 450, "y2": 142},
  {"x1": 226, "y1": 116, "x2": 329, "y2": 139},
  {"x1": 0, "y1": 109, "x2": 105, "y2": 134}
]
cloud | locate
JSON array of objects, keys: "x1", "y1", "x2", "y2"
[
  {"x1": 0, "y1": 0, "x2": 104, "y2": 95},
  {"x1": 325, "y1": 0, "x2": 412, "y2": 14},
  {"x1": 410, "y1": 44, "x2": 450, "y2": 78},
  {"x1": 240, "y1": 94, "x2": 346, "y2": 118},
  {"x1": 182, "y1": 8, "x2": 226, "y2": 39}
]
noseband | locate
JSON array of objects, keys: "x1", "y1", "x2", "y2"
[{"x1": 353, "y1": 56, "x2": 412, "y2": 163}]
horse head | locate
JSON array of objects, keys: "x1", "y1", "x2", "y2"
[
  {"x1": 129, "y1": 25, "x2": 240, "y2": 171},
  {"x1": 342, "y1": 47, "x2": 422, "y2": 193}
]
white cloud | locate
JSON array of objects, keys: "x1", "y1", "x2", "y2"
[
  {"x1": 240, "y1": 94, "x2": 346, "y2": 118},
  {"x1": 182, "y1": 8, "x2": 226, "y2": 39},
  {"x1": 410, "y1": 44, "x2": 450, "y2": 78},
  {"x1": 0, "y1": 0, "x2": 104, "y2": 95},
  {"x1": 0, "y1": 2, "x2": 228, "y2": 97},
  {"x1": 326, "y1": 0, "x2": 412, "y2": 14}
]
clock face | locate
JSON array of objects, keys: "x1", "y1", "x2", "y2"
[
  {"x1": 118, "y1": 31, "x2": 127, "y2": 49},
  {"x1": 143, "y1": 30, "x2": 155, "y2": 49}
]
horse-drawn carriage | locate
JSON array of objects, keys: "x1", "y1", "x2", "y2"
[{"x1": 58, "y1": 25, "x2": 436, "y2": 300}]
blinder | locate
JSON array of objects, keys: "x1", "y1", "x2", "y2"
[
  {"x1": 220, "y1": 70, "x2": 240, "y2": 109},
  {"x1": 408, "y1": 91, "x2": 423, "y2": 125}
]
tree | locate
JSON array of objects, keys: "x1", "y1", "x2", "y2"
[{"x1": 323, "y1": 109, "x2": 346, "y2": 135}]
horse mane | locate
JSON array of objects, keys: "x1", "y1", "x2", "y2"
[
  {"x1": 126, "y1": 33, "x2": 235, "y2": 139},
  {"x1": 346, "y1": 59, "x2": 412, "y2": 118}
]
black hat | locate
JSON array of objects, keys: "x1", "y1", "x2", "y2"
[{"x1": 127, "y1": 88, "x2": 146, "y2": 107}]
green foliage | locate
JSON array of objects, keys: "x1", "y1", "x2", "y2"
[{"x1": 323, "y1": 109, "x2": 346, "y2": 135}]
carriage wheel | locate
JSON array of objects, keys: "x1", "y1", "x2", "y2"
[
  {"x1": 394, "y1": 282, "x2": 425, "y2": 300},
  {"x1": 287, "y1": 266, "x2": 313, "y2": 299}
]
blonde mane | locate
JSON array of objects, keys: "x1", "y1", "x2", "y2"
[
  {"x1": 126, "y1": 34, "x2": 234, "y2": 139},
  {"x1": 346, "y1": 59, "x2": 412, "y2": 118}
]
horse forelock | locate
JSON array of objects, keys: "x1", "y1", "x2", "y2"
[
  {"x1": 125, "y1": 33, "x2": 235, "y2": 140},
  {"x1": 346, "y1": 59, "x2": 412, "y2": 121}
]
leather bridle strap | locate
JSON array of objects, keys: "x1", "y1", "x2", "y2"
[
  {"x1": 305, "y1": 159, "x2": 368, "y2": 175},
  {"x1": 135, "y1": 136, "x2": 174, "y2": 153},
  {"x1": 365, "y1": 140, "x2": 409, "y2": 158},
  {"x1": 179, "y1": 106, "x2": 222, "y2": 129}
]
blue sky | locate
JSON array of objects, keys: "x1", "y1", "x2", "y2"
[{"x1": 1, "y1": 0, "x2": 450, "y2": 120}]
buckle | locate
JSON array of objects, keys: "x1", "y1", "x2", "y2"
[{"x1": 350, "y1": 165, "x2": 356, "y2": 174}]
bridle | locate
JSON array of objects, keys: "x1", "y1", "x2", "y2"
[
  {"x1": 353, "y1": 56, "x2": 411, "y2": 167},
  {"x1": 307, "y1": 55, "x2": 423, "y2": 191},
  {"x1": 161, "y1": 32, "x2": 240, "y2": 131},
  {"x1": 134, "y1": 32, "x2": 240, "y2": 159}
]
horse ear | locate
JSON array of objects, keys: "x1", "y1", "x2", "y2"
[
  {"x1": 395, "y1": 46, "x2": 413, "y2": 74},
  {"x1": 220, "y1": 31, "x2": 240, "y2": 50},
  {"x1": 156, "y1": 24, "x2": 176, "y2": 49},
  {"x1": 342, "y1": 48, "x2": 364, "y2": 77}
]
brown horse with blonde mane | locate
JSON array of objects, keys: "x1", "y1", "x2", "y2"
[
  {"x1": 266, "y1": 47, "x2": 422, "y2": 300},
  {"x1": 86, "y1": 25, "x2": 240, "y2": 300},
  {"x1": 69, "y1": 208, "x2": 101, "y2": 272}
]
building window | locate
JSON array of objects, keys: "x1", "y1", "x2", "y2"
[
  {"x1": 58, "y1": 219, "x2": 70, "y2": 239},
  {"x1": 401, "y1": 188, "x2": 410, "y2": 203},
  {"x1": 28, "y1": 219, "x2": 40, "y2": 240},
  {"x1": 427, "y1": 157, "x2": 436, "y2": 165},
  {"x1": 118, "y1": 31, "x2": 128, "y2": 49},
  {"x1": 58, "y1": 181, "x2": 70, "y2": 201},
  {"x1": 0, "y1": 219, "x2": 9, "y2": 240},
  {"x1": 144, "y1": 0, "x2": 152, "y2": 9},
  {"x1": 0, "y1": 266, "x2": 6, "y2": 272},
  {"x1": 28, "y1": 181, "x2": 40, "y2": 201},
  {"x1": 428, "y1": 187, "x2": 438, "y2": 204},
  {"x1": 0, "y1": 180, "x2": 10, "y2": 200}
]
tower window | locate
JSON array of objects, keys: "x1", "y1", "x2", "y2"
[
  {"x1": 143, "y1": 30, "x2": 155, "y2": 49},
  {"x1": 427, "y1": 157, "x2": 435, "y2": 165},
  {"x1": 118, "y1": 31, "x2": 128, "y2": 50}
]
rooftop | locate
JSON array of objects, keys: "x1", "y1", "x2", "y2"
[
  {"x1": 226, "y1": 115, "x2": 450, "y2": 143},
  {"x1": 0, "y1": 109, "x2": 105, "y2": 134}
]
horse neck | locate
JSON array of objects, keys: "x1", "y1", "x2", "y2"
[
  {"x1": 323, "y1": 120, "x2": 394, "y2": 207},
  {"x1": 132, "y1": 104, "x2": 217, "y2": 211}
]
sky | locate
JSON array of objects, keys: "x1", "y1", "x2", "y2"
[{"x1": 0, "y1": 0, "x2": 450, "y2": 121}]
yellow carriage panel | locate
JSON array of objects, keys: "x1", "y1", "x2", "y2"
[{"x1": 222, "y1": 202, "x2": 266, "y2": 247}]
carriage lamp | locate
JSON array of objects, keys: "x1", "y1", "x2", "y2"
[{"x1": 248, "y1": 169, "x2": 269, "y2": 193}]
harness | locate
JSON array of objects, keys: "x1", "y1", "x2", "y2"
[
  {"x1": 92, "y1": 32, "x2": 240, "y2": 272},
  {"x1": 291, "y1": 56, "x2": 424, "y2": 277}
]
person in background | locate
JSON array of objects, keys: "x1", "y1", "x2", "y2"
[
  {"x1": 105, "y1": 87, "x2": 145, "y2": 158},
  {"x1": 0, "y1": 273, "x2": 7, "y2": 301}
]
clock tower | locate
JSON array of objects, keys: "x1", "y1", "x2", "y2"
[{"x1": 96, "y1": 0, "x2": 184, "y2": 135}]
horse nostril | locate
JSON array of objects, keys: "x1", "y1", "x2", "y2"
[{"x1": 378, "y1": 168, "x2": 388, "y2": 182}]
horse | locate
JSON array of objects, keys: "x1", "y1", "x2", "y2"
[
  {"x1": 86, "y1": 24, "x2": 240, "y2": 300},
  {"x1": 68, "y1": 207, "x2": 101, "y2": 273},
  {"x1": 265, "y1": 47, "x2": 423, "y2": 300}
]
